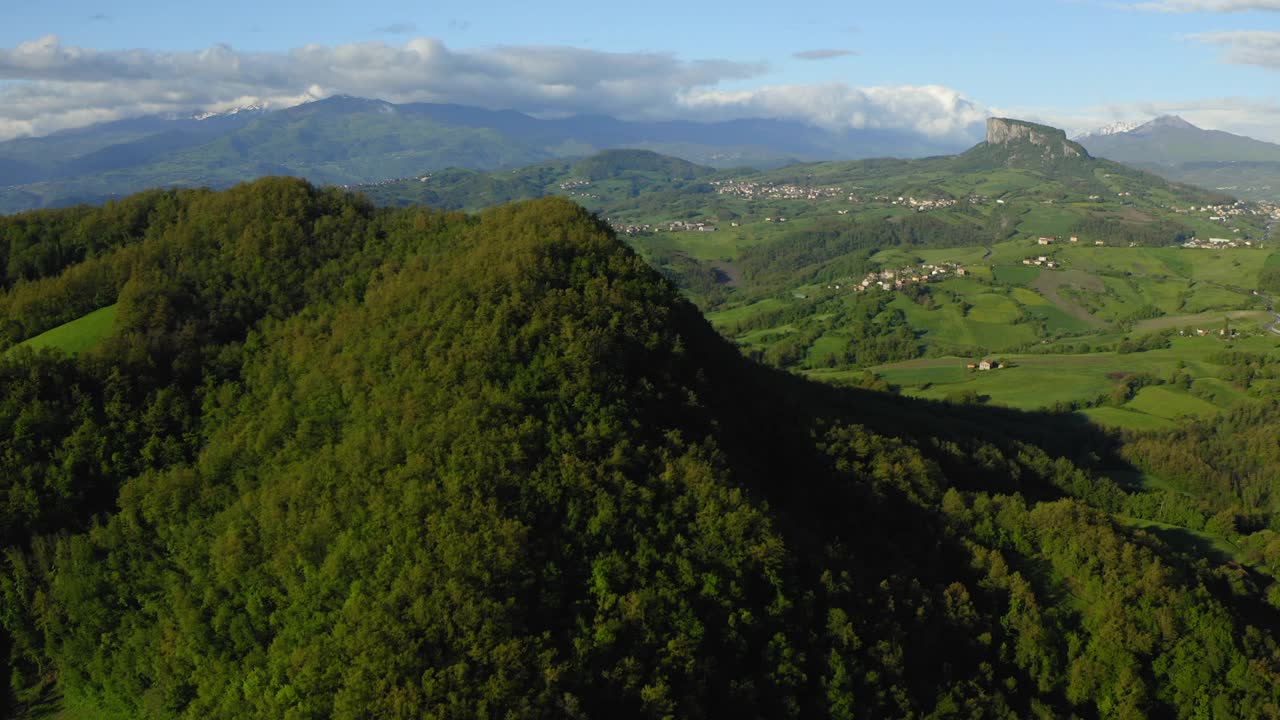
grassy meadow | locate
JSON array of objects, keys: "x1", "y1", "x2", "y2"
[{"x1": 11, "y1": 304, "x2": 119, "y2": 355}]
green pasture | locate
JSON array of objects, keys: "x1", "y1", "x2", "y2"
[
  {"x1": 1134, "y1": 309, "x2": 1273, "y2": 333},
  {"x1": 1081, "y1": 407, "x2": 1176, "y2": 431},
  {"x1": 993, "y1": 264, "x2": 1040, "y2": 285},
  {"x1": 888, "y1": 295, "x2": 1038, "y2": 350},
  {"x1": 870, "y1": 335, "x2": 1280, "y2": 418},
  {"x1": 805, "y1": 334, "x2": 848, "y2": 365},
  {"x1": 12, "y1": 304, "x2": 118, "y2": 355},
  {"x1": 636, "y1": 228, "x2": 751, "y2": 262},
  {"x1": 1125, "y1": 386, "x2": 1221, "y2": 420},
  {"x1": 1189, "y1": 377, "x2": 1250, "y2": 407},
  {"x1": 1016, "y1": 205, "x2": 1079, "y2": 237},
  {"x1": 706, "y1": 297, "x2": 788, "y2": 329},
  {"x1": 1029, "y1": 269, "x2": 1107, "y2": 328}
]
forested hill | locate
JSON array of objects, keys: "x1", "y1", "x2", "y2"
[{"x1": 4, "y1": 180, "x2": 1280, "y2": 717}]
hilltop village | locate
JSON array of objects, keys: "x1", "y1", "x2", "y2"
[{"x1": 850, "y1": 263, "x2": 968, "y2": 292}]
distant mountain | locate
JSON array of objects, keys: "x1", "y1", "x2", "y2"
[
  {"x1": 0, "y1": 111, "x2": 265, "y2": 186},
  {"x1": 0, "y1": 96, "x2": 973, "y2": 214},
  {"x1": 190, "y1": 104, "x2": 267, "y2": 121},
  {"x1": 1077, "y1": 116, "x2": 1280, "y2": 200},
  {"x1": 1080, "y1": 115, "x2": 1280, "y2": 165},
  {"x1": 1073, "y1": 120, "x2": 1140, "y2": 139}
]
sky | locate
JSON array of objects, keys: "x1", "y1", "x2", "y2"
[{"x1": 1, "y1": 0, "x2": 1280, "y2": 143}]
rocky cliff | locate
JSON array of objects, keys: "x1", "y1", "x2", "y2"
[{"x1": 986, "y1": 118, "x2": 1086, "y2": 160}]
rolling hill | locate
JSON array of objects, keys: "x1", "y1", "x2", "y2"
[
  {"x1": 362, "y1": 117, "x2": 1247, "y2": 238},
  {"x1": 3, "y1": 180, "x2": 1280, "y2": 717}
]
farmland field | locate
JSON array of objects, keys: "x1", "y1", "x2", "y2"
[{"x1": 869, "y1": 334, "x2": 1280, "y2": 426}]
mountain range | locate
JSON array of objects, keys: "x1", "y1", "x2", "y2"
[
  {"x1": 0, "y1": 95, "x2": 971, "y2": 214},
  {"x1": 1077, "y1": 115, "x2": 1280, "y2": 200}
]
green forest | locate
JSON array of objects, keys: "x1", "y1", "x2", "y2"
[{"x1": 3, "y1": 179, "x2": 1280, "y2": 718}]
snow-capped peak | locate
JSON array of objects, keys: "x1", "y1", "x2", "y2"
[
  {"x1": 193, "y1": 104, "x2": 266, "y2": 121},
  {"x1": 1073, "y1": 121, "x2": 1140, "y2": 140}
]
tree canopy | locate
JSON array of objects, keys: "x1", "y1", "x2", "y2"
[{"x1": 1, "y1": 179, "x2": 1279, "y2": 719}]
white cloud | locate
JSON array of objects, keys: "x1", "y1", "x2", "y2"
[
  {"x1": 0, "y1": 35, "x2": 988, "y2": 142},
  {"x1": 678, "y1": 84, "x2": 989, "y2": 140},
  {"x1": 1134, "y1": 0, "x2": 1280, "y2": 11},
  {"x1": 792, "y1": 49, "x2": 858, "y2": 61},
  {"x1": 1192, "y1": 30, "x2": 1280, "y2": 69}
]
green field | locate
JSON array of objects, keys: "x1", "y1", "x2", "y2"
[
  {"x1": 1134, "y1": 309, "x2": 1273, "y2": 333},
  {"x1": 993, "y1": 264, "x2": 1040, "y2": 285},
  {"x1": 888, "y1": 294, "x2": 1038, "y2": 350},
  {"x1": 1081, "y1": 406, "x2": 1176, "y2": 431},
  {"x1": 13, "y1": 304, "x2": 119, "y2": 355},
  {"x1": 706, "y1": 297, "x2": 788, "y2": 328},
  {"x1": 869, "y1": 334, "x2": 1280, "y2": 427},
  {"x1": 1125, "y1": 386, "x2": 1221, "y2": 420}
]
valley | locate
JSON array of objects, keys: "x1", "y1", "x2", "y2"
[
  {"x1": 352, "y1": 121, "x2": 1280, "y2": 433},
  {"x1": 10, "y1": 1, "x2": 1280, "y2": 715},
  {"x1": 4, "y1": 118, "x2": 1280, "y2": 719}
]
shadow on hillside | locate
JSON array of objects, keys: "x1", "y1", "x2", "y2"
[{"x1": 1131, "y1": 523, "x2": 1234, "y2": 565}]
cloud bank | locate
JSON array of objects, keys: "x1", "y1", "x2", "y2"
[
  {"x1": 1134, "y1": 0, "x2": 1280, "y2": 11},
  {"x1": 0, "y1": 35, "x2": 987, "y2": 142},
  {"x1": 1193, "y1": 30, "x2": 1280, "y2": 69}
]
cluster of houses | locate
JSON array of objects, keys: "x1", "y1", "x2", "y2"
[
  {"x1": 555, "y1": 180, "x2": 598, "y2": 199},
  {"x1": 851, "y1": 263, "x2": 967, "y2": 292},
  {"x1": 1179, "y1": 201, "x2": 1253, "y2": 219},
  {"x1": 1170, "y1": 200, "x2": 1275, "y2": 236},
  {"x1": 709, "y1": 181, "x2": 966, "y2": 214},
  {"x1": 666, "y1": 220, "x2": 717, "y2": 232},
  {"x1": 711, "y1": 180, "x2": 845, "y2": 201},
  {"x1": 1022, "y1": 255, "x2": 1060, "y2": 269},
  {"x1": 891, "y1": 196, "x2": 958, "y2": 211},
  {"x1": 1180, "y1": 237, "x2": 1256, "y2": 249},
  {"x1": 342, "y1": 176, "x2": 421, "y2": 189},
  {"x1": 606, "y1": 220, "x2": 654, "y2": 236},
  {"x1": 1036, "y1": 235, "x2": 1081, "y2": 245},
  {"x1": 966, "y1": 360, "x2": 1003, "y2": 371},
  {"x1": 1181, "y1": 328, "x2": 1241, "y2": 339}
]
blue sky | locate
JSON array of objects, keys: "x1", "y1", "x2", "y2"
[{"x1": 2, "y1": 0, "x2": 1279, "y2": 141}]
